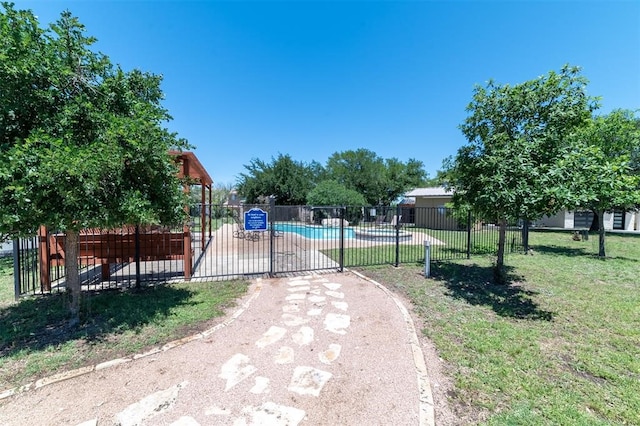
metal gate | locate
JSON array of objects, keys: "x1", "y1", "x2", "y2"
[
  {"x1": 192, "y1": 204, "x2": 525, "y2": 280},
  {"x1": 192, "y1": 204, "x2": 347, "y2": 280},
  {"x1": 13, "y1": 204, "x2": 525, "y2": 297}
]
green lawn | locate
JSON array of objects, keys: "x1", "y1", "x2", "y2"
[
  {"x1": 0, "y1": 272, "x2": 248, "y2": 390},
  {"x1": 358, "y1": 230, "x2": 640, "y2": 425},
  {"x1": 0, "y1": 256, "x2": 13, "y2": 307},
  {"x1": 323, "y1": 226, "x2": 523, "y2": 266}
]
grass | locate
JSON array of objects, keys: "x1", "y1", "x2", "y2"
[
  {"x1": 0, "y1": 275, "x2": 248, "y2": 390},
  {"x1": 323, "y1": 226, "x2": 524, "y2": 266},
  {"x1": 357, "y1": 230, "x2": 640, "y2": 425},
  {"x1": 0, "y1": 256, "x2": 13, "y2": 307}
]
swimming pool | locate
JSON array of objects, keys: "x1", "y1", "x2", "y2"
[{"x1": 273, "y1": 223, "x2": 355, "y2": 240}]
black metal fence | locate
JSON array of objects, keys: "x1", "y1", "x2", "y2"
[{"x1": 12, "y1": 204, "x2": 526, "y2": 298}]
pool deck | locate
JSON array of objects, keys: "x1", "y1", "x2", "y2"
[{"x1": 191, "y1": 224, "x2": 444, "y2": 279}]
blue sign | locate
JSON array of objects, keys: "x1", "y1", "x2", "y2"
[{"x1": 244, "y1": 208, "x2": 268, "y2": 231}]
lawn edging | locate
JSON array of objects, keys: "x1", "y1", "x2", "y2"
[{"x1": 0, "y1": 278, "x2": 264, "y2": 401}]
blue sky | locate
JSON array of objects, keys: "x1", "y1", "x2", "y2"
[{"x1": 19, "y1": 1, "x2": 640, "y2": 186}]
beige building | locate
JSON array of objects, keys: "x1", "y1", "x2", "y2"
[{"x1": 404, "y1": 187, "x2": 458, "y2": 230}]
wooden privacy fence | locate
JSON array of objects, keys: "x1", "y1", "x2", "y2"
[{"x1": 38, "y1": 225, "x2": 193, "y2": 291}]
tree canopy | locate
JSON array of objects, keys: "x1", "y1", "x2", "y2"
[
  {"x1": 236, "y1": 154, "x2": 321, "y2": 205},
  {"x1": 306, "y1": 180, "x2": 367, "y2": 207},
  {"x1": 0, "y1": 4, "x2": 190, "y2": 321},
  {"x1": 237, "y1": 148, "x2": 428, "y2": 207},
  {"x1": 446, "y1": 65, "x2": 598, "y2": 277},
  {"x1": 558, "y1": 109, "x2": 640, "y2": 257}
]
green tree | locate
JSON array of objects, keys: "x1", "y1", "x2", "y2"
[
  {"x1": 0, "y1": 5, "x2": 189, "y2": 323},
  {"x1": 236, "y1": 154, "x2": 321, "y2": 205},
  {"x1": 306, "y1": 180, "x2": 367, "y2": 207},
  {"x1": 558, "y1": 110, "x2": 640, "y2": 257},
  {"x1": 382, "y1": 158, "x2": 428, "y2": 205},
  {"x1": 447, "y1": 65, "x2": 597, "y2": 280},
  {"x1": 325, "y1": 149, "x2": 384, "y2": 205},
  {"x1": 325, "y1": 148, "x2": 427, "y2": 205}
]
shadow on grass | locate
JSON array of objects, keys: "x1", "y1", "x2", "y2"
[
  {"x1": 432, "y1": 262, "x2": 554, "y2": 321},
  {"x1": 0, "y1": 285, "x2": 195, "y2": 359},
  {"x1": 531, "y1": 245, "x2": 591, "y2": 257},
  {"x1": 532, "y1": 244, "x2": 638, "y2": 263}
]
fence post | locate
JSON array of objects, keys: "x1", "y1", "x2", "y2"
[
  {"x1": 269, "y1": 196, "x2": 275, "y2": 277},
  {"x1": 135, "y1": 225, "x2": 141, "y2": 288},
  {"x1": 395, "y1": 204, "x2": 401, "y2": 267},
  {"x1": 339, "y1": 207, "x2": 345, "y2": 272},
  {"x1": 466, "y1": 210, "x2": 472, "y2": 259},
  {"x1": 13, "y1": 239, "x2": 20, "y2": 301},
  {"x1": 38, "y1": 225, "x2": 51, "y2": 292}
]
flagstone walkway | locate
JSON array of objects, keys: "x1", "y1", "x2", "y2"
[{"x1": 0, "y1": 272, "x2": 434, "y2": 426}]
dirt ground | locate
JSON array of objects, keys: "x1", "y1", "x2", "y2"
[{"x1": 0, "y1": 271, "x2": 462, "y2": 425}]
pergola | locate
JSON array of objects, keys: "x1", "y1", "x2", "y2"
[
  {"x1": 171, "y1": 150, "x2": 214, "y2": 247},
  {"x1": 38, "y1": 151, "x2": 213, "y2": 290}
]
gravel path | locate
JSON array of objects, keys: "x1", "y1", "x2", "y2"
[{"x1": 0, "y1": 272, "x2": 436, "y2": 426}]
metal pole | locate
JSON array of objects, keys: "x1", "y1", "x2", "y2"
[
  {"x1": 424, "y1": 240, "x2": 431, "y2": 278},
  {"x1": 13, "y1": 239, "x2": 20, "y2": 301},
  {"x1": 466, "y1": 210, "x2": 472, "y2": 259},
  {"x1": 395, "y1": 205, "x2": 401, "y2": 267},
  {"x1": 339, "y1": 207, "x2": 345, "y2": 272},
  {"x1": 135, "y1": 225, "x2": 141, "y2": 288},
  {"x1": 269, "y1": 196, "x2": 275, "y2": 278}
]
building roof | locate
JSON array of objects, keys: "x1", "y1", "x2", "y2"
[{"x1": 404, "y1": 187, "x2": 452, "y2": 198}]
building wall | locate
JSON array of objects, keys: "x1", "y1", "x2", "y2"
[
  {"x1": 624, "y1": 211, "x2": 639, "y2": 231},
  {"x1": 413, "y1": 196, "x2": 458, "y2": 230},
  {"x1": 534, "y1": 210, "x2": 639, "y2": 231},
  {"x1": 414, "y1": 196, "x2": 451, "y2": 209},
  {"x1": 534, "y1": 211, "x2": 570, "y2": 228}
]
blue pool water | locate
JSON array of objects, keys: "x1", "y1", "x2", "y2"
[{"x1": 273, "y1": 223, "x2": 354, "y2": 240}]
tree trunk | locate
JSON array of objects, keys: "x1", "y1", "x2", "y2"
[
  {"x1": 589, "y1": 210, "x2": 599, "y2": 232},
  {"x1": 65, "y1": 229, "x2": 81, "y2": 326},
  {"x1": 494, "y1": 218, "x2": 507, "y2": 283},
  {"x1": 597, "y1": 209, "x2": 606, "y2": 258}
]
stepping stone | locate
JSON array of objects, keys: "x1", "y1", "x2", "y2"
[
  {"x1": 219, "y1": 354, "x2": 257, "y2": 391},
  {"x1": 256, "y1": 326, "x2": 287, "y2": 348},
  {"x1": 308, "y1": 295, "x2": 326, "y2": 303},
  {"x1": 114, "y1": 381, "x2": 187, "y2": 425},
  {"x1": 170, "y1": 416, "x2": 200, "y2": 426},
  {"x1": 292, "y1": 326, "x2": 314, "y2": 346},
  {"x1": 239, "y1": 402, "x2": 306, "y2": 426},
  {"x1": 288, "y1": 286, "x2": 311, "y2": 292},
  {"x1": 323, "y1": 282, "x2": 342, "y2": 291},
  {"x1": 331, "y1": 301, "x2": 348, "y2": 311},
  {"x1": 286, "y1": 294, "x2": 306, "y2": 301},
  {"x1": 250, "y1": 376, "x2": 270, "y2": 394},
  {"x1": 325, "y1": 291, "x2": 344, "y2": 299},
  {"x1": 324, "y1": 313, "x2": 350, "y2": 335},
  {"x1": 319, "y1": 344, "x2": 342, "y2": 364},
  {"x1": 288, "y1": 366, "x2": 332, "y2": 397},
  {"x1": 307, "y1": 308, "x2": 323, "y2": 316},
  {"x1": 274, "y1": 346, "x2": 294, "y2": 364}
]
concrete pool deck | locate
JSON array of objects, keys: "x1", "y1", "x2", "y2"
[{"x1": 192, "y1": 224, "x2": 444, "y2": 278}]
